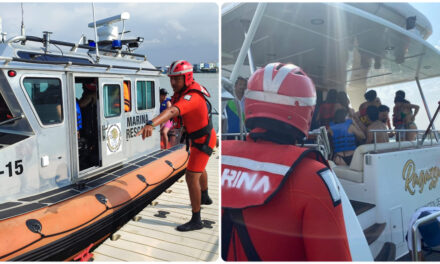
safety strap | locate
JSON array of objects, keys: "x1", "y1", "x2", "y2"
[
  {"x1": 187, "y1": 118, "x2": 213, "y2": 156},
  {"x1": 175, "y1": 88, "x2": 213, "y2": 155},
  {"x1": 222, "y1": 209, "x2": 261, "y2": 261},
  {"x1": 188, "y1": 119, "x2": 213, "y2": 140}
]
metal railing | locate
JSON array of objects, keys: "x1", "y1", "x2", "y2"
[
  {"x1": 411, "y1": 211, "x2": 440, "y2": 261},
  {"x1": 369, "y1": 129, "x2": 440, "y2": 152},
  {"x1": 222, "y1": 126, "x2": 332, "y2": 160}
]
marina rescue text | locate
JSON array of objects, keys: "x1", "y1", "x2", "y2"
[{"x1": 126, "y1": 114, "x2": 150, "y2": 139}]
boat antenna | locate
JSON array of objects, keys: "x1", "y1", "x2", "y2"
[
  {"x1": 91, "y1": 3, "x2": 100, "y2": 62},
  {"x1": 121, "y1": 20, "x2": 126, "y2": 41},
  {"x1": 20, "y1": 3, "x2": 26, "y2": 44}
]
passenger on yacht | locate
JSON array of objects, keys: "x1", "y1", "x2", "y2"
[
  {"x1": 366, "y1": 105, "x2": 389, "y2": 144},
  {"x1": 329, "y1": 109, "x2": 365, "y2": 166},
  {"x1": 378, "y1": 105, "x2": 391, "y2": 128},
  {"x1": 317, "y1": 89, "x2": 337, "y2": 127},
  {"x1": 358, "y1": 90, "x2": 381, "y2": 127},
  {"x1": 378, "y1": 105, "x2": 393, "y2": 137},
  {"x1": 334, "y1": 91, "x2": 366, "y2": 132},
  {"x1": 224, "y1": 77, "x2": 247, "y2": 134},
  {"x1": 393, "y1": 90, "x2": 407, "y2": 140},
  {"x1": 401, "y1": 99, "x2": 419, "y2": 141}
]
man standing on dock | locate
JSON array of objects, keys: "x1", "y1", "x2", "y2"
[{"x1": 137, "y1": 60, "x2": 216, "y2": 231}]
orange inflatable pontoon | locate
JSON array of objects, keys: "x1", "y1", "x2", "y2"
[{"x1": 0, "y1": 145, "x2": 188, "y2": 261}]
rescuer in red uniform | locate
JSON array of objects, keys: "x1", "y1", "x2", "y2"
[
  {"x1": 221, "y1": 62, "x2": 352, "y2": 261},
  {"x1": 137, "y1": 60, "x2": 216, "y2": 231}
]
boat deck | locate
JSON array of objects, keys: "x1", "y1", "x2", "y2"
[{"x1": 92, "y1": 150, "x2": 219, "y2": 261}]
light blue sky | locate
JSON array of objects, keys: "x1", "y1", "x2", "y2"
[
  {"x1": 0, "y1": 3, "x2": 218, "y2": 67},
  {"x1": 370, "y1": 3, "x2": 440, "y2": 131}
]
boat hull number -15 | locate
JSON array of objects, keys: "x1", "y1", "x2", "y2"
[{"x1": 0, "y1": 160, "x2": 24, "y2": 177}]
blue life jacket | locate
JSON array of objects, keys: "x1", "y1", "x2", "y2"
[
  {"x1": 160, "y1": 98, "x2": 171, "y2": 113},
  {"x1": 76, "y1": 100, "x2": 82, "y2": 131},
  {"x1": 330, "y1": 119, "x2": 356, "y2": 153}
]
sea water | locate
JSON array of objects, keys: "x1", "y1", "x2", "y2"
[{"x1": 159, "y1": 73, "x2": 220, "y2": 132}]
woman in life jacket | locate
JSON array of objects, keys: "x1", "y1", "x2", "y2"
[
  {"x1": 329, "y1": 109, "x2": 365, "y2": 166},
  {"x1": 137, "y1": 60, "x2": 216, "y2": 232}
]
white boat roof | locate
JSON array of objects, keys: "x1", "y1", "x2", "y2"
[
  {"x1": 0, "y1": 37, "x2": 159, "y2": 77},
  {"x1": 222, "y1": 2, "x2": 440, "y2": 105}
]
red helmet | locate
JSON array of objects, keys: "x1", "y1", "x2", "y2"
[
  {"x1": 245, "y1": 62, "x2": 316, "y2": 137},
  {"x1": 168, "y1": 60, "x2": 194, "y2": 86}
]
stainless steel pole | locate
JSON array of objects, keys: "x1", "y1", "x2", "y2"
[{"x1": 415, "y1": 77, "x2": 438, "y2": 141}]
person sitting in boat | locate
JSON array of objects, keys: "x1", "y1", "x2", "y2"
[
  {"x1": 366, "y1": 105, "x2": 389, "y2": 144},
  {"x1": 329, "y1": 109, "x2": 365, "y2": 166},
  {"x1": 378, "y1": 104, "x2": 394, "y2": 138},
  {"x1": 334, "y1": 91, "x2": 366, "y2": 132},
  {"x1": 358, "y1": 90, "x2": 381, "y2": 127},
  {"x1": 378, "y1": 105, "x2": 391, "y2": 128},
  {"x1": 317, "y1": 88, "x2": 337, "y2": 128},
  {"x1": 225, "y1": 76, "x2": 247, "y2": 135},
  {"x1": 392, "y1": 90, "x2": 407, "y2": 141},
  {"x1": 159, "y1": 88, "x2": 174, "y2": 149},
  {"x1": 137, "y1": 60, "x2": 215, "y2": 232},
  {"x1": 222, "y1": 63, "x2": 352, "y2": 261}
]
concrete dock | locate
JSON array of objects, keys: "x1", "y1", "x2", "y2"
[{"x1": 92, "y1": 150, "x2": 219, "y2": 261}]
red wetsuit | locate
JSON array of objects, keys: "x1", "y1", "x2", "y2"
[
  {"x1": 222, "y1": 139, "x2": 352, "y2": 261},
  {"x1": 172, "y1": 81, "x2": 216, "y2": 172}
]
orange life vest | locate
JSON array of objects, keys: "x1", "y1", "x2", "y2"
[
  {"x1": 171, "y1": 81, "x2": 213, "y2": 155},
  {"x1": 123, "y1": 82, "x2": 131, "y2": 112},
  {"x1": 222, "y1": 140, "x2": 351, "y2": 261}
]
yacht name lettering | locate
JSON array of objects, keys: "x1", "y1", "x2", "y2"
[
  {"x1": 403, "y1": 159, "x2": 440, "y2": 195},
  {"x1": 126, "y1": 114, "x2": 149, "y2": 140}
]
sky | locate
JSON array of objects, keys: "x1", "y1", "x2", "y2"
[
  {"x1": 368, "y1": 3, "x2": 440, "y2": 131},
  {"x1": 0, "y1": 2, "x2": 218, "y2": 67}
]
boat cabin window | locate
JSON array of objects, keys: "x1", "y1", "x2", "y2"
[
  {"x1": 136, "y1": 80, "x2": 155, "y2": 111},
  {"x1": 103, "y1": 84, "x2": 121, "y2": 118},
  {"x1": 0, "y1": 92, "x2": 12, "y2": 122},
  {"x1": 23, "y1": 78, "x2": 63, "y2": 125}
]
